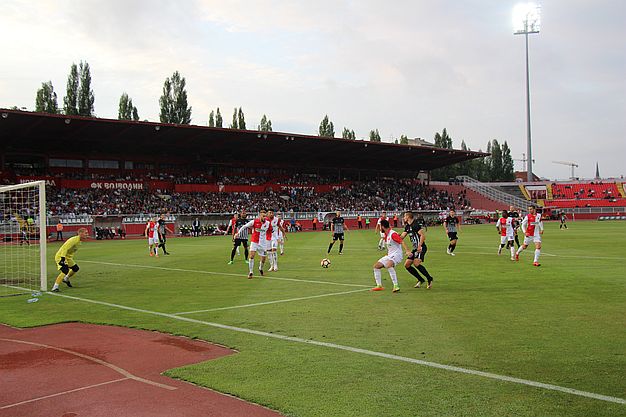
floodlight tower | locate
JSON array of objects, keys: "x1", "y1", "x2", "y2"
[{"x1": 513, "y1": 3, "x2": 541, "y2": 182}]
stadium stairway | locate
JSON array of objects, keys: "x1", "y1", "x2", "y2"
[
  {"x1": 618, "y1": 183, "x2": 626, "y2": 198},
  {"x1": 456, "y1": 176, "x2": 530, "y2": 210},
  {"x1": 430, "y1": 184, "x2": 506, "y2": 211}
]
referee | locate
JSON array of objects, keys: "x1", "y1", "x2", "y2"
[{"x1": 229, "y1": 211, "x2": 249, "y2": 264}]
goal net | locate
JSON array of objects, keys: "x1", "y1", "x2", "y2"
[{"x1": 0, "y1": 181, "x2": 47, "y2": 296}]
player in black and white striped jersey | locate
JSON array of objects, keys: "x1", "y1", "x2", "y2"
[{"x1": 228, "y1": 211, "x2": 249, "y2": 264}]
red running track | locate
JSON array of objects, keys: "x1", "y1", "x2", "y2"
[{"x1": 0, "y1": 323, "x2": 282, "y2": 417}]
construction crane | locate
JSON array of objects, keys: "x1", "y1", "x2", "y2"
[
  {"x1": 552, "y1": 161, "x2": 579, "y2": 179},
  {"x1": 514, "y1": 153, "x2": 535, "y2": 172}
]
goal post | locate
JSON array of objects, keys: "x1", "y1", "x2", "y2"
[{"x1": 0, "y1": 181, "x2": 47, "y2": 296}]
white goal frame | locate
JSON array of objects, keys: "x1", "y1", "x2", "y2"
[{"x1": 0, "y1": 181, "x2": 47, "y2": 293}]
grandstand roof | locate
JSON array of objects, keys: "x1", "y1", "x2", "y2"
[{"x1": 0, "y1": 109, "x2": 486, "y2": 172}]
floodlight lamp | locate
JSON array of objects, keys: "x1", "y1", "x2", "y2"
[
  {"x1": 1, "y1": 113, "x2": 7, "y2": 119},
  {"x1": 513, "y1": 3, "x2": 541, "y2": 34},
  {"x1": 64, "y1": 118, "x2": 71, "y2": 124}
]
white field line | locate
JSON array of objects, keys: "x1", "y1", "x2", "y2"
[
  {"x1": 0, "y1": 378, "x2": 129, "y2": 410},
  {"x1": 80, "y1": 260, "x2": 370, "y2": 288},
  {"x1": 0, "y1": 338, "x2": 176, "y2": 391},
  {"x1": 40, "y1": 290, "x2": 626, "y2": 405},
  {"x1": 445, "y1": 249, "x2": 625, "y2": 261},
  {"x1": 170, "y1": 243, "x2": 623, "y2": 261},
  {"x1": 173, "y1": 288, "x2": 370, "y2": 315}
]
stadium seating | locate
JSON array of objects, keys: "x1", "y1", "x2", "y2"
[
  {"x1": 550, "y1": 182, "x2": 619, "y2": 200},
  {"x1": 545, "y1": 182, "x2": 625, "y2": 208}
]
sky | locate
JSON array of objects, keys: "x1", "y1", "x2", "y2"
[{"x1": 1, "y1": 0, "x2": 624, "y2": 180}]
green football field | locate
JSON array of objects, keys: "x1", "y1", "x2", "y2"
[{"x1": 2, "y1": 221, "x2": 625, "y2": 416}]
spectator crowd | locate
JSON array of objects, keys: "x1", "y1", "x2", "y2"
[{"x1": 46, "y1": 179, "x2": 471, "y2": 216}]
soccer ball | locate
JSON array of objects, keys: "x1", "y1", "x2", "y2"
[{"x1": 321, "y1": 258, "x2": 331, "y2": 268}]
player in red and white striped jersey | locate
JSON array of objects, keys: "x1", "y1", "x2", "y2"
[
  {"x1": 371, "y1": 219, "x2": 403, "y2": 293},
  {"x1": 226, "y1": 213, "x2": 241, "y2": 259},
  {"x1": 275, "y1": 214, "x2": 287, "y2": 256},
  {"x1": 144, "y1": 217, "x2": 159, "y2": 257},
  {"x1": 496, "y1": 211, "x2": 516, "y2": 260},
  {"x1": 266, "y1": 210, "x2": 287, "y2": 272},
  {"x1": 236, "y1": 210, "x2": 272, "y2": 278},
  {"x1": 515, "y1": 205, "x2": 544, "y2": 266},
  {"x1": 375, "y1": 211, "x2": 389, "y2": 250}
]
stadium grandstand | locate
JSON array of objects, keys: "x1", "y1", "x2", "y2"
[
  {"x1": 2, "y1": 109, "x2": 624, "y2": 238},
  {"x1": 1, "y1": 109, "x2": 486, "y2": 236}
]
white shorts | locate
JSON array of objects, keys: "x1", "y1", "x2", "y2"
[
  {"x1": 276, "y1": 235, "x2": 284, "y2": 243},
  {"x1": 271, "y1": 237, "x2": 278, "y2": 249},
  {"x1": 524, "y1": 235, "x2": 542, "y2": 245},
  {"x1": 379, "y1": 232, "x2": 385, "y2": 238},
  {"x1": 250, "y1": 241, "x2": 267, "y2": 256},
  {"x1": 500, "y1": 235, "x2": 514, "y2": 244},
  {"x1": 378, "y1": 254, "x2": 403, "y2": 267},
  {"x1": 148, "y1": 237, "x2": 159, "y2": 245}
]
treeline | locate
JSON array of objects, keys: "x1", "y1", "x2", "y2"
[
  {"x1": 31, "y1": 63, "x2": 272, "y2": 129},
  {"x1": 30, "y1": 63, "x2": 513, "y2": 178},
  {"x1": 431, "y1": 129, "x2": 515, "y2": 182}
]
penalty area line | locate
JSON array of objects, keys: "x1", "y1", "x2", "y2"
[
  {"x1": 173, "y1": 288, "x2": 370, "y2": 315},
  {"x1": 81, "y1": 260, "x2": 370, "y2": 288},
  {"x1": 42, "y1": 290, "x2": 626, "y2": 405}
]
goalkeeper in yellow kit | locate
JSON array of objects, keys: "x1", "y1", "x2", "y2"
[{"x1": 51, "y1": 228, "x2": 89, "y2": 292}]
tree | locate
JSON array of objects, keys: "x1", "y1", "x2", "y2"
[
  {"x1": 35, "y1": 81, "x2": 58, "y2": 113},
  {"x1": 159, "y1": 71, "x2": 192, "y2": 124},
  {"x1": 342, "y1": 127, "x2": 356, "y2": 140},
  {"x1": 208, "y1": 110, "x2": 215, "y2": 127},
  {"x1": 369, "y1": 129, "x2": 381, "y2": 142},
  {"x1": 318, "y1": 115, "x2": 335, "y2": 137},
  {"x1": 490, "y1": 140, "x2": 503, "y2": 180},
  {"x1": 237, "y1": 107, "x2": 246, "y2": 129},
  {"x1": 434, "y1": 128, "x2": 452, "y2": 149},
  {"x1": 118, "y1": 93, "x2": 139, "y2": 121},
  {"x1": 230, "y1": 107, "x2": 238, "y2": 129},
  {"x1": 63, "y1": 63, "x2": 79, "y2": 115},
  {"x1": 399, "y1": 135, "x2": 409, "y2": 145},
  {"x1": 501, "y1": 141, "x2": 515, "y2": 181},
  {"x1": 77, "y1": 61, "x2": 95, "y2": 116},
  {"x1": 215, "y1": 108, "x2": 223, "y2": 128},
  {"x1": 258, "y1": 114, "x2": 273, "y2": 132}
]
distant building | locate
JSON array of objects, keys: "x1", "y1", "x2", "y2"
[
  {"x1": 514, "y1": 171, "x2": 541, "y2": 182},
  {"x1": 406, "y1": 137, "x2": 435, "y2": 147}
]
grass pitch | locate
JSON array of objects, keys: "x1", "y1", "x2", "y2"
[{"x1": 1, "y1": 221, "x2": 625, "y2": 416}]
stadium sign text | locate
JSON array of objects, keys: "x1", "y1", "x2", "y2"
[{"x1": 90, "y1": 181, "x2": 144, "y2": 190}]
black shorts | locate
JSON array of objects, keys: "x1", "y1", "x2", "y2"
[
  {"x1": 234, "y1": 238, "x2": 248, "y2": 247},
  {"x1": 407, "y1": 244, "x2": 427, "y2": 262},
  {"x1": 447, "y1": 232, "x2": 458, "y2": 241},
  {"x1": 159, "y1": 233, "x2": 166, "y2": 243},
  {"x1": 332, "y1": 233, "x2": 344, "y2": 241}
]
